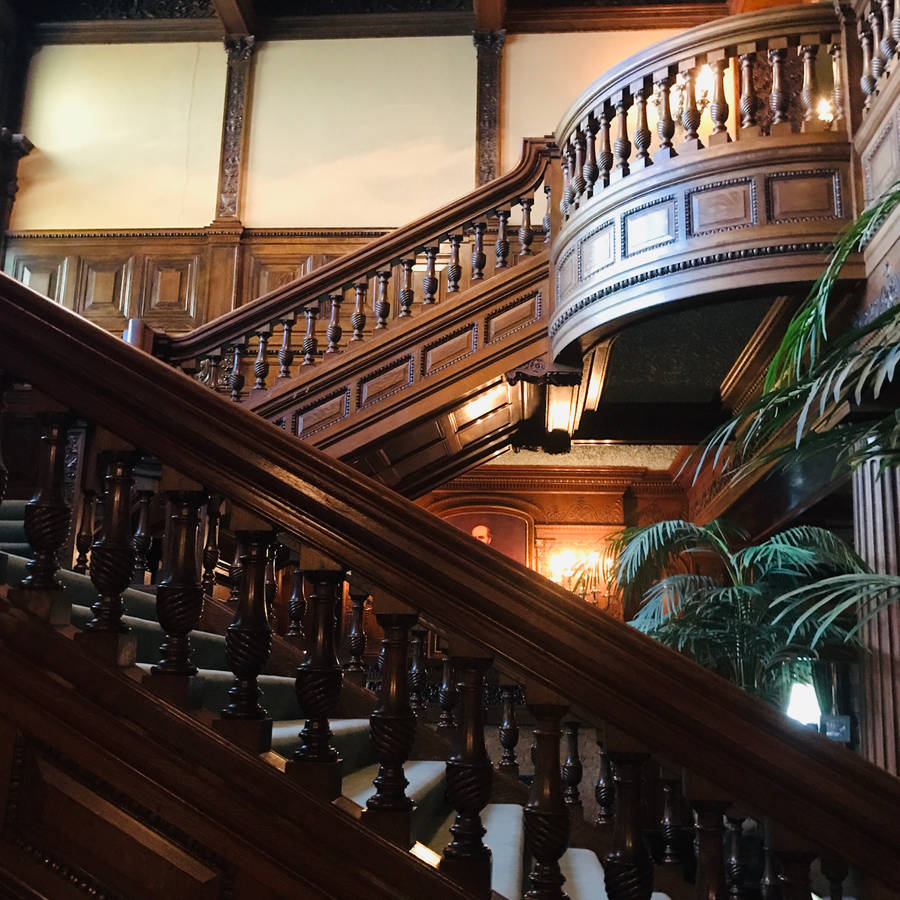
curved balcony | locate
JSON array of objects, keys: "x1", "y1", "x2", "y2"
[{"x1": 549, "y1": 4, "x2": 862, "y2": 359}]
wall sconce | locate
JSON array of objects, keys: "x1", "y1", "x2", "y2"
[
  {"x1": 545, "y1": 381, "x2": 577, "y2": 454},
  {"x1": 547, "y1": 547, "x2": 617, "y2": 604}
]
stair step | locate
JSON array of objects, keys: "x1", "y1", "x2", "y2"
[
  {"x1": 0, "y1": 543, "x2": 32, "y2": 560},
  {"x1": 271, "y1": 718, "x2": 374, "y2": 772},
  {"x1": 0, "y1": 520, "x2": 26, "y2": 542},
  {"x1": 558, "y1": 849, "x2": 672, "y2": 900},
  {"x1": 0, "y1": 500, "x2": 28, "y2": 521}
]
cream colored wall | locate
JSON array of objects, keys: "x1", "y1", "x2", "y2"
[
  {"x1": 10, "y1": 42, "x2": 226, "y2": 230},
  {"x1": 243, "y1": 37, "x2": 476, "y2": 228},
  {"x1": 501, "y1": 30, "x2": 682, "y2": 173}
]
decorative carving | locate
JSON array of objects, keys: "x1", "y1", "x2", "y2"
[
  {"x1": 447, "y1": 234, "x2": 463, "y2": 290},
  {"x1": 286, "y1": 553, "x2": 307, "y2": 641},
  {"x1": 131, "y1": 489, "x2": 153, "y2": 584},
  {"x1": 407, "y1": 628, "x2": 428, "y2": 716},
  {"x1": 725, "y1": 816, "x2": 745, "y2": 898},
  {"x1": 604, "y1": 752, "x2": 653, "y2": 900},
  {"x1": 473, "y1": 30, "x2": 505, "y2": 186},
  {"x1": 373, "y1": 270, "x2": 391, "y2": 328},
  {"x1": 351, "y1": 281, "x2": 368, "y2": 338},
  {"x1": 74, "y1": 489, "x2": 96, "y2": 574},
  {"x1": 345, "y1": 590, "x2": 367, "y2": 671},
  {"x1": 594, "y1": 744, "x2": 615, "y2": 825},
  {"x1": 497, "y1": 684, "x2": 519, "y2": 773},
  {"x1": 398, "y1": 260, "x2": 415, "y2": 317},
  {"x1": 216, "y1": 36, "x2": 255, "y2": 220},
  {"x1": 471, "y1": 222, "x2": 487, "y2": 280},
  {"x1": 422, "y1": 247, "x2": 439, "y2": 304},
  {"x1": 278, "y1": 318, "x2": 295, "y2": 377},
  {"x1": 253, "y1": 329, "x2": 270, "y2": 390},
  {"x1": 325, "y1": 293, "x2": 343, "y2": 353},
  {"x1": 201, "y1": 493, "x2": 221, "y2": 600},
  {"x1": 438, "y1": 657, "x2": 458, "y2": 733},
  {"x1": 561, "y1": 721, "x2": 583, "y2": 809},
  {"x1": 302, "y1": 306, "x2": 319, "y2": 366}
]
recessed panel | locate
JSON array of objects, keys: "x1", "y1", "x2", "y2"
[
  {"x1": 455, "y1": 404, "x2": 512, "y2": 446},
  {"x1": 141, "y1": 255, "x2": 199, "y2": 331},
  {"x1": 12, "y1": 256, "x2": 68, "y2": 303},
  {"x1": 623, "y1": 197, "x2": 677, "y2": 256},
  {"x1": 864, "y1": 118, "x2": 900, "y2": 202},
  {"x1": 766, "y1": 171, "x2": 840, "y2": 223},
  {"x1": 293, "y1": 388, "x2": 350, "y2": 437},
  {"x1": 688, "y1": 182, "x2": 754, "y2": 235},
  {"x1": 452, "y1": 384, "x2": 509, "y2": 429},
  {"x1": 358, "y1": 355, "x2": 415, "y2": 408},
  {"x1": 422, "y1": 324, "x2": 477, "y2": 376},
  {"x1": 74, "y1": 257, "x2": 134, "y2": 326},
  {"x1": 557, "y1": 248, "x2": 577, "y2": 303},
  {"x1": 485, "y1": 290, "x2": 542, "y2": 344},
  {"x1": 579, "y1": 222, "x2": 615, "y2": 280}
]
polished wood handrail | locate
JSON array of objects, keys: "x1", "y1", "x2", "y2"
[
  {"x1": 160, "y1": 138, "x2": 556, "y2": 364},
  {"x1": 1, "y1": 272, "x2": 899, "y2": 890}
]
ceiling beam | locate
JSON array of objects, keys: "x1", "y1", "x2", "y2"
[
  {"x1": 506, "y1": 3, "x2": 728, "y2": 33},
  {"x1": 212, "y1": 0, "x2": 257, "y2": 35},
  {"x1": 474, "y1": 0, "x2": 506, "y2": 32}
]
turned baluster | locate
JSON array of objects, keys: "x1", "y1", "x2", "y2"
[
  {"x1": 709, "y1": 56, "x2": 731, "y2": 144},
  {"x1": 277, "y1": 316, "x2": 296, "y2": 377},
  {"x1": 524, "y1": 701, "x2": 570, "y2": 900},
  {"x1": 561, "y1": 721, "x2": 583, "y2": 811},
  {"x1": 495, "y1": 210, "x2": 510, "y2": 269},
  {"x1": 422, "y1": 247, "x2": 439, "y2": 304},
  {"x1": 559, "y1": 148, "x2": 571, "y2": 218},
  {"x1": 893, "y1": 0, "x2": 900, "y2": 46},
  {"x1": 691, "y1": 802, "x2": 728, "y2": 900},
  {"x1": 680, "y1": 66, "x2": 704, "y2": 150},
  {"x1": 859, "y1": 19, "x2": 877, "y2": 107},
  {"x1": 84, "y1": 455, "x2": 135, "y2": 634},
  {"x1": 881, "y1": 0, "x2": 897, "y2": 56},
  {"x1": 205, "y1": 353, "x2": 222, "y2": 392},
  {"x1": 659, "y1": 770, "x2": 682, "y2": 864},
  {"x1": 301, "y1": 306, "x2": 319, "y2": 365},
  {"x1": 768, "y1": 48, "x2": 789, "y2": 130},
  {"x1": 229, "y1": 538, "x2": 242, "y2": 604},
  {"x1": 739, "y1": 52, "x2": 758, "y2": 130},
  {"x1": 264, "y1": 542, "x2": 276, "y2": 622},
  {"x1": 543, "y1": 185, "x2": 552, "y2": 243},
  {"x1": 364, "y1": 611, "x2": 419, "y2": 846},
  {"x1": 631, "y1": 83, "x2": 653, "y2": 168},
  {"x1": 398, "y1": 260, "x2": 415, "y2": 316},
  {"x1": 345, "y1": 587, "x2": 368, "y2": 676},
  {"x1": 440, "y1": 656, "x2": 494, "y2": 898},
  {"x1": 153, "y1": 491, "x2": 205, "y2": 677},
  {"x1": 583, "y1": 115, "x2": 599, "y2": 197},
  {"x1": 870, "y1": 7, "x2": 887, "y2": 79},
  {"x1": 471, "y1": 222, "x2": 487, "y2": 279},
  {"x1": 519, "y1": 199, "x2": 534, "y2": 257},
  {"x1": 408, "y1": 627, "x2": 428, "y2": 716},
  {"x1": 775, "y1": 843, "x2": 816, "y2": 900},
  {"x1": 819, "y1": 853, "x2": 848, "y2": 900},
  {"x1": 285, "y1": 553, "x2": 307, "y2": 641},
  {"x1": 799, "y1": 45, "x2": 819, "y2": 131},
  {"x1": 201, "y1": 493, "x2": 221, "y2": 601},
  {"x1": 830, "y1": 44, "x2": 845, "y2": 127},
  {"x1": 290, "y1": 560, "x2": 345, "y2": 799},
  {"x1": 228, "y1": 342, "x2": 245, "y2": 401},
  {"x1": 253, "y1": 326, "x2": 271, "y2": 390},
  {"x1": 594, "y1": 739, "x2": 615, "y2": 826},
  {"x1": 759, "y1": 820, "x2": 779, "y2": 900},
  {"x1": 323, "y1": 293, "x2": 343, "y2": 354},
  {"x1": 350, "y1": 281, "x2": 368, "y2": 338},
  {"x1": 611, "y1": 90, "x2": 632, "y2": 180},
  {"x1": 18, "y1": 416, "x2": 71, "y2": 593},
  {"x1": 571, "y1": 129, "x2": 586, "y2": 202},
  {"x1": 73, "y1": 489, "x2": 96, "y2": 574},
  {"x1": 373, "y1": 270, "x2": 392, "y2": 327},
  {"x1": 597, "y1": 106, "x2": 613, "y2": 187},
  {"x1": 447, "y1": 235, "x2": 463, "y2": 291},
  {"x1": 725, "y1": 816, "x2": 745, "y2": 899},
  {"x1": 497, "y1": 684, "x2": 519, "y2": 774},
  {"x1": 604, "y1": 749, "x2": 653, "y2": 900},
  {"x1": 564, "y1": 142, "x2": 576, "y2": 212},
  {"x1": 131, "y1": 488, "x2": 153, "y2": 585},
  {"x1": 654, "y1": 74, "x2": 677, "y2": 161},
  {"x1": 437, "y1": 656, "x2": 458, "y2": 736}
]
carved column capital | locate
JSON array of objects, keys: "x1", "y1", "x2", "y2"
[
  {"x1": 224, "y1": 34, "x2": 255, "y2": 63},
  {"x1": 473, "y1": 29, "x2": 506, "y2": 54}
]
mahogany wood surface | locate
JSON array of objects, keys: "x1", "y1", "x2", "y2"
[{"x1": 1, "y1": 273, "x2": 899, "y2": 889}]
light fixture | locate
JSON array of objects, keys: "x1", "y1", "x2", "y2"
[{"x1": 817, "y1": 97, "x2": 835, "y2": 127}]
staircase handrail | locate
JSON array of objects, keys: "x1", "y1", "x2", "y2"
[
  {"x1": 158, "y1": 138, "x2": 557, "y2": 365},
  {"x1": 2, "y1": 272, "x2": 898, "y2": 890}
]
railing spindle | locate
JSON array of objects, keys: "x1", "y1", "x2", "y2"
[
  {"x1": 344, "y1": 586, "x2": 367, "y2": 682},
  {"x1": 611, "y1": 89, "x2": 632, "y2": 180},
  {"x1": 447, "y1": 234, "x2": 463, "y2": 291},
  {"x1": 870, "y1": 6, "x2": 887, "y2": 78},
  {"x1": 131, "y1": 487, "x2": 153, "y2": 585},
  {"x1": 799, "y1": 44, "x2": 819, "y2": 131},
  {"x1": 201, "y1": 492, "x2": 221, "y2": 601},
  {"x1": 594, "y1": 739, "x2": 615, "y2": 827},
  {"x1": 881, "y1": 0, "x2": 896, "y2": 55},
  {"x1": 374, "y1": 270, "x2": 392, "y2": 327},
  {"x1": 659, "y1": 768, "x2": 682, "y2": 864},
  {"x1": 563, "y1": 141, "x2": 576, "y2": 213},
  {"x1": 285, "y1": 551, "x2": 306, "y2": 643},
  {"x1": 437, "y1": 656, "x2": 458, "y2": 736},
  {"x1": 495, "y1": 210, "x2": 510, "y2": 269},
  {"x1": 893, "y1": 0, "x2": 900, "y2": 47},
  {"x1": 583, "y1": 115, "x2": 599, "y2": 197},
  {"x1": 350, "y1": 281, "x2": 368, "y2": 339},
  {"x1": 398, "y1": 259, "x2": 415, "y2": 316},
  {"x1": 471, "y1": 222, "x2": 487, "y2": 279},
  {"x1": 228, "y1": 341, "x2": 245, "y2": 401},
  {"x1": 73, "y1": 488, "x2": 95, "y2": 575},
  {"x1": 830, "y1": 44, "x2": 845, "y2": 128},
  {"x1": 561, "y1": 720, "x2": 583, "y2": 812},
  {"x1": 277, "y1": 315, "x2": 295, "y2": 377},
  {"x1": 709, "y1": 56, "x2": 731, "y2": 143},
  {"x1": 325, "y1": 292, "x2": 343, "y2": 354},
  {"x1": 725, "y1": 816, "x2": 746, "y2": 899},
  {"x1": 631, "y1": 81, "x2": 653, "y2": 168},
  {"x1": 598, "y1": 105, "x2": 614, "y2": 186},
  {"x1": 654, "y1": 73, "x2": 677, "y2": 161},
  {"x1": 518, "y1": 199, "x2": 534, "y2": 257},
  {"x1": 408, "y1": 627, "x2": 428, "y2": 716},
  {"x1": 423, "y1": 247, "x2": 439, "y2": 304},
  {"x1": 739, "y1": 50, "x2": 758, "y2": 130},
  {"x1": 859, "y1": 18, "x2": 877, "y2": 108},
  {"x1": 497, "y1": 684, "x2": 519, "y2": 773},
  {"x1": 768, "y1": 47, "x2": 790, "y2": 131},
  {"x1": 253, "y1": 326, "x2": 271, "y2": 390},
  {"x1": 572, "y1": 129, "x2": 586, "y2": 202},
  {"x1": 680, "y1": 65, "x2": 704, "y2": 150},
  {"x1": 543, "y1": 185, "x2": 552, "y2": 243},
  {"x1": 302, "y1": 305, "x2": 319, "y2": 365}
]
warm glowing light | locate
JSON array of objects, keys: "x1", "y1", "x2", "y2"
[
  {"x1": 410, "y1": 842, "x2": 442, "y2": 867},
  {"x1": 817, "y1": 97, "x2": 835, "y2": 124},
  {"x1": 547, "y1": 549, "x2": 615, "y2": 585},
  {"x1": 695, "y1": 64, "x2": 714, "y2": 103},
  {"x1": 786, "y1": 682, "x2": 821, "y2": 726}
]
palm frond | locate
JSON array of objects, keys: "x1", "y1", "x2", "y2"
[
  {"x1": 629, "y1": 574, "x2": 719, "y2": 633},
  {"x1": 737, "y1": 526, "x2": 867, "y2": 578}
]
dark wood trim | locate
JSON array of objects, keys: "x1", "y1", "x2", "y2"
[
  {"x1": 212, "y1": 0, "x2": 257, "y2": 35},
  {"x1": 433, "y1": 464, "x2": 679, "y2": 494},
  {"x1": 34, "y1": 19, "x2": 224, "y2": 44},
  {"x1": 2, "y1": 272, "x2": 900, "y2": 890},
  {"x1": 506, "y1": 3, "x2": 728, "y2": 33},
  {"x1": 6, "y1": 227, "x2": 391, "y2": 240},
  {"x1": 474, "y1": 0, "x2": 506, "y2": 32},
  {"x1": 473, "y1": 30, "x2": 505, "y2": 187},
  {"x1": 253, "y1": 11, "x2": 474, "y2": 40}
]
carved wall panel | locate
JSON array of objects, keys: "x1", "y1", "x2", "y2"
[
  {"x1": 862, "y1": 111, "x2": 900, "y2": 203},
  {"x1": 10, "y1": 255, "x2": 68, "y2": 304},
  {"x1": 422, "y1": 324, "x2": 477, "y2": 376},
  {"x1": 73, "y1": 256, "x2": 134, "y2": 329},
  {"x1": 139, "y1": 255, "x2": 200, "y2": 331},
  {"x1": 622, "y1": 196, "x2": 677, "y2": 256},
  {"x1": 485, "y1": 289, "x2": 542, "y2": 343},
  {"x1": 765, "y1": 170, "x2": 842, "y2": 223},
  {"x1": 686, "y1": 179, "x2": 756, "y2": 236}
]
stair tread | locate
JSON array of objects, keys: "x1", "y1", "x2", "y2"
[
  {"x1": 0, "y1": 500, "x2": 28, "y2": 520},
  {"x1": 559, "y1": 848, "x2": 672, "y2": 900},
  {"x1": 342, "y1": 759, "x2": 445, "y2": 809}
]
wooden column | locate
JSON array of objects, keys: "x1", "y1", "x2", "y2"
[
  {"x1": 473, "y1": 30, "x2": 505, "y2": 186},
  {"x1": 852, "y1": 461, "x2": 900, "y2": 776}
]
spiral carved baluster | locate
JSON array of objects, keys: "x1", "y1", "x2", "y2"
[
  {"x1": 543, "y1": 185, "x2": 552, "y2": 243},
  {"x1": 739, "y1": 53, "x2": 757, "y2": 130},
  {"x1": 830, "y1": 44, "x2": 845, "y2": 128},
  {"x1": 350, "y1": 281, "x2": 368, "y2": 339},
  {"x1": 893, "y1": 0, "x2": 900, "y2": 47},
  {"x1": 518, "y1": 199, "x2": 534, "y2": 257},
  {"x1": 680, "y1": 68, "x2": 703, "y2": 150},
  {"x1": 408, "y1": 627, "x2": 428, "y2": 717},
  {"x1": 440, "y1": 656, "x2": 494, "y2": 898},
  {"x1": 881, "y1": 0, "x2": 896, "y2": 56},
  {"x1": 799, "y1": 45, "x2": 819, "y2": 131},
  {"x1": 594, "y1": 742, "x2": 615, "y2": 826},
  {"x1": 495, "y1": 211, "x2": 510, "y2": 270},
  {"x1": 302, "y1": 306, "x2": 319, "y2": 366},
  {"x1": 73, "y1": 489, "x2": 96, "y2": 575},
  {"x1": 561, "y1": 143, "x2": 574, "y2": 215},
  {"x1": 611, "y1": 92, "x2": 632, "y2": 180},
  {"x1": 437, "y1": 656, "x2": 458, "y2": 736},
  {"x1": 290, "y1": 567, "x2": 345, "y2": 799},
  {"x1": 131, "y1": 489, "x2": 153, "y2": 586},
  {"x1": 447, "y1": 235, "x2": 463, "y2": 291},
  {"x1": 253, "y1": 327, "x2": 271, "y2": 390},
  {"x1": 659, "y1": 771, "x2": 682, "y2": 865},
  {"x1": 229, "y1": 538, "x2": 242, "y2": 604},
  {"x1": 583, "y1": 115, "x2": 599, "y2": 197},
  {"x1": 285, "y1": 553, "x2": 306, "y2": 642},
  {"x1": 422, "y1": 247, "x2": 439, "y2": 304},
  {"x1": 597, "y1": 107, "x2": 613, "y2": 187},
  {"x1": 655, "y1": 75, "x2": 677, "y2": 161},
  {"x1": 859, "y1": 19, "x2": 877, "y2": 107},
  {"x1": 768, "y1": 48, "x2": 789, "y2": 130},
  {"x1": 264, "y1": 542, "x2": 277, "y2": 623},
  {"x1": 561, "y1": 721, "x2": 583, "y2": 811},
  {"x1": 709, "y1": 57, "x2": 731, "y2": 143},
  {"x1": 398, "y1": 260, "x2": 415, "y2": 316},
  {"x1": 725, "y1": 816, "x2": 745, "y2": 898},
  {"x1": 524, "y1": 702, "x2": 570, "y2": 899},
  {"x1": 374, "y1": 270, "x2": 392, "y2": 328},
  {"x1": 471, "y1": 222, "x2": 487, "y2": 279},
  {"x1": 325, "y1": 293, "x2": 343, "y2": 354},
  {"x1": 497, "y1": 684, "x2": 519, "y2": 774},
  {"x1": 277, "y1": 316, "x2": 295, "y2": 377},
  {"x1": 345, "y1": 588, "x2": 368, "y2": 677},
  {"x1": 870, "y1": 7, "x2": 887, "y2": 79},
  {"x1": 632, "y1": 86, "x2": 653, "y2": 168},
  {"x1": 364, "y1": 611, "x2": 418, "y2": 847},
  {"x1": 201, "y1": 493, "x2": 221, "y2": 602},
  {"x1": 604, "y1": 751, "x2": 653, "y2": 900},
  {"x1": 228, "y1": 342, "x2": 246, "y2": 401},
  {"x1": 571, "y1": 129, "x2": 586, "y2": 203}
]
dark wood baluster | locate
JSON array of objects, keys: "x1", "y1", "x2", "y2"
[
  {"x1": 830, "y1": 44, "x2": 845, "y2": 129},
  {"x1": 325, "y1": 293, "x2": 343, "y2": 354},
  {"x1": 518, "y1": 199, "x2": 534, "y2": 257},
  {"x1": 363, "y1": 610, "x2": 419, "y2": 847},
  {"x1": 422, "y1": 247, "x2": 439, "y2": 304},
  {"x1": 147, "y1": 491, "x2": 205, "y2": 706},
  {"x1": 604, "y1": 743, "x2": 653, "y2": 900},
  {"x1": 686, "y1": 772, "x2": 729, "y2": 900},
  {"x1": 870, "y1": 7, "x2": 887, "y2": 79},
  {"x1": 264, "y1": 542, "x2": 276, "y2": 622},
  {"x1": 558, "y1": 147, "x2": 569, "y2": 218},
  {"x1": 495, "y1": 210, "x2": 510, "y2": 269},
  {"x1": 725, "y1": 816, "x2": 745, "y2": 899},
  {"x1": 285, "y1": 552, "x2": 306, "y2": 644},
  {"x1": 571, "y1": 128, "x2": 586, "y2": 203},
  {"x1": 344, "y1": 587, "x2": 368, "y2": 684},
  {"x1": 497, "y1": 684, "x2": 519, "y2": 774},
  {"x1": 201, "y1": 493, "x2": 221, "y2": 602},
  {"x1": 447, "y1": 235, "x2": 463, "y2": 291},
  {"x1": 277, "y1": 315, "x2": 295, "y2": 377},
  {"x1": 408, "y1": 627, "x2": 428, "y2": 716},
  {"x1": 611, "y1": 90, "x2": 632, "y2": 180},
  {"x1": 768, "y1": 47, "x2": 790, "y2": 132},
  {"x1": 631, "y1": 81, "x2": 652, "y2": 169},
  {"x1": 287, "y1": 556, "x2": 345, "y2": 799},
  {"x1": 13, "y1": 416, "x2": 71, "y2": 621},
  {"x1": 440, "y1": 655, "x2": 494, "y2": 898},
  {"x1": 561, "y1": 720, "x2": 583, "y2": 812},
  {"x1": 881, "y1": 0, "x2": 897, "y2": 55},
  {"x1": 859, "y1": 19, "x2": 877, "y2": 108},
  {"x1": 654, "y1": 73, "x2": 677, "y2": 161},
  {"x1": 659, "y1": 769, "x2": 682, "y2": 864},
  {"x1": 471, "y1": 222, "x2": 487, "y2": 279},
  {"x1": 437, "y1": 656, "x2": 458, "y2": 736},
  {"x1": 583, "y1": 114, "x2": 599, "y2": 197},
  {"x1": 229, "y1": 538, "x2": 242, "y2": 604},
  {"x1": 799, "y1": 45, "x2": 819, "y2": 131},
  {"x1": 228, "y1": 341, "x2": 246, "y2": 401},
  {"x1": 772, "y1": 828, "x2": 816, "y2": 900},
  {"x1": 253, "y1": 326, "x2": 271, "y2": 390},
  {"x1": 680, "y1": 65, "x2": 704, "y2": 150},
  {"x1": 350, "y1": 281, "x2": 368, "y2": 338},
  {"x1": 594, "y1": 739, "x2": 615, "y2": 826},
  {"x1": 596, "y1": 107, "x2": 613, "y2": 189},
  {"x1": 524, "y1": 699, "x2": 570, "y2": 900},
  {"x1": 709, "y1": 56, "x2": 732, "y2": 144},
  {"x1": 397, "y1": 259, "x2": 415, "y2": 316},
  {"x1": 214, "y1": 529, "x2": 274, "y2": 753},
  {"x1": 73, "y1": 488, "x2": 96, "y2": 575},
  {"x1": 131, "y1": 488, "x2": 153, "y2": 586},
  {"x1": 819, "y1": 852, "x2": 848, "y2": 900},
  {"x1": 205, "y1": 353, "x2": 221, "y2": 392},
  {"x1": 562, "y1": 142, "x2": 575, "y2": 214},
  {"x1": 302, "y1": 306, "x2": 319, "y2": 366},
  {"x1": 543, "y1": 184, "x2": 552, "y2": 243},
  {"x1": 374, "y1": 270, "x2": 391, "y2": 328},
  {"x1": 759, "y1": 819, "x2": 780, "y2": 900},
  {"x1": 738, "y1": 51, "x2": 758, "y2": 131}
]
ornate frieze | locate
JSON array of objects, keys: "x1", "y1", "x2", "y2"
[
  {"x1": 473, "y1": 30, "x2": 505, "y2": 186},
  {"x1": 216, "y1": 36, "x2": 255, "y2": 222}
]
